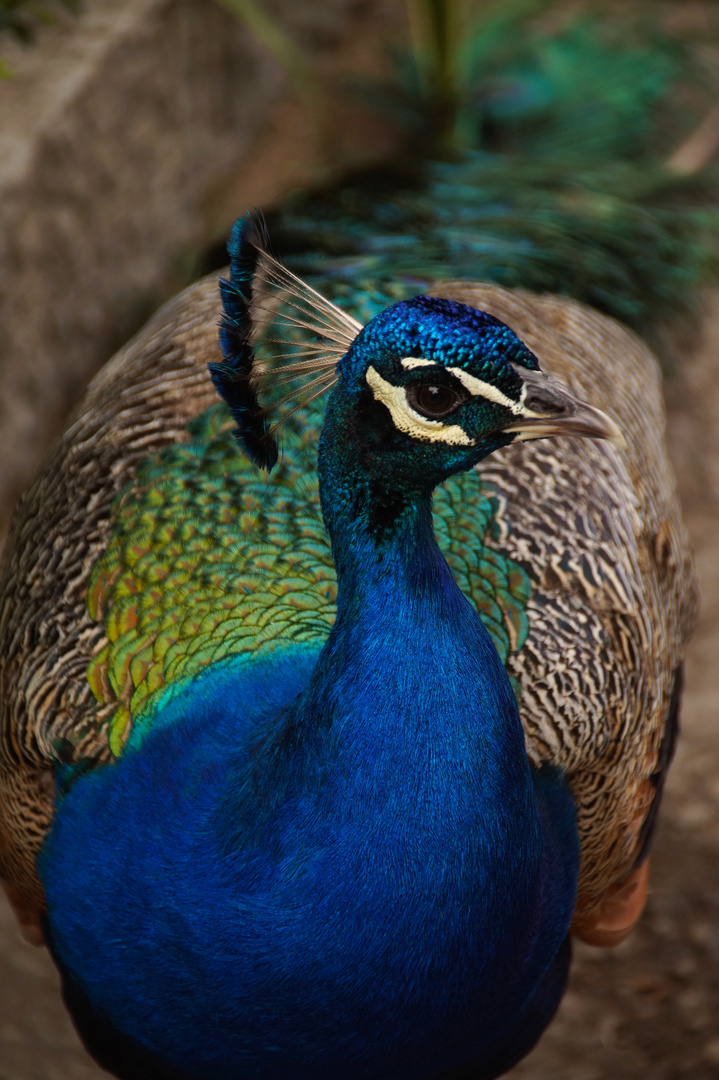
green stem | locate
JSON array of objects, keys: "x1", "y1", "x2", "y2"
[
  {"x1": 406, "y1": 0, "x2": 466, "y2": 149},
  {"x1": 216, "y1": 0, "x2": 327, "y2": 132}
]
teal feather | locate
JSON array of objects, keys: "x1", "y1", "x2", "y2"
[
  {"x1": 81, "y1": 395, "x2": 533, "y2": 758},
  {"x1": 274, "y1": 152, "x2": 717, "y2": 349},
  {"x1": 274, "y1": 13, "x2": 717, "y2": 347}
]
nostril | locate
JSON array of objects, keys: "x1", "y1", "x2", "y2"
[{"x1": 525, "y1": 393, "x2": 566, "y2": 415}]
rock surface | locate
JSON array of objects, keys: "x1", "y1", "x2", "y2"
[{"x1": 0, "y1": 0, "x2": 381, "y2": 533}]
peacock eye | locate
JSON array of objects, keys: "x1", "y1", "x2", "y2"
[{"x1": 406, "y1": 383, "x2": 465, "y2": 420}]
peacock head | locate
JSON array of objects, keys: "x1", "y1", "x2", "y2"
[
  {"x1": 211, "y1": 214, "x2": 620, "y2": 488},
  {"x1": 326, "y1": 293, "x2": 620, "y2": 491}
]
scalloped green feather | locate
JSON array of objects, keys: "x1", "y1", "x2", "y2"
[{"x1": 86, "y1": 400, "x2": 531, "y2": 755}]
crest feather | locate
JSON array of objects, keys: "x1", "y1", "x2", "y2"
[{"x1": 210, "y1": 213, "x2": 362, "y2": 470}]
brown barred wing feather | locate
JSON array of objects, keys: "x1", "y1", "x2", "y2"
[{"x1": 436, "y1": 283, "x2": 697, "y2": 933}]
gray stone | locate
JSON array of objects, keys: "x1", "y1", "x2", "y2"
[{"x1": 0, "y1": 0, "x2": 363, "y2": 532}]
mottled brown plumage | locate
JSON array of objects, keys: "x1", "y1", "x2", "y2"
[
  {"x1": 0, "y1": 273, "x2": 697, "y2": 946},
  {"x1": 438, "y1": 284, "x2": 696, "y2": 936}
]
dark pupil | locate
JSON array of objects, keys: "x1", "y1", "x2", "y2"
[{"x1": 408, "y1": 383, "x2": 462, "y2": 420}]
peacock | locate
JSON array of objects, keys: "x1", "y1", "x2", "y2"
[{"x1": 0, "y1": 6, "x2": 703, "y2": 1079}]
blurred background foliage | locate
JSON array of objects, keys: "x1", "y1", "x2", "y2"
[
  {"x1": 199, "y1": 0, "x2": 719, "y2": 354},
  {"x1": 5, "y1": 0, "x2": 719, "y2": 350},
  {"x1": 0, "y1": 0, "x2": 78, "y2": 75},
  {"x1": 0, "y1": 0, "x2": 77, "y2": 42}
]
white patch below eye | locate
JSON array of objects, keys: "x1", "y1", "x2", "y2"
[{"x1": 365, "y1": 366, "x2": 472, "y2": 446}]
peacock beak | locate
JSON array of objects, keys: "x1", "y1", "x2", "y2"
[{"x1": 502, "y1": 368, "x2": 625, "y2": 448}]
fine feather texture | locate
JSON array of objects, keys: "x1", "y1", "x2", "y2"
[
  {"x1": 212, "y1": 213, "x2": 359, "y2": 469},
  {"x1": 40, "y1": 500, "x2": 578, "y2": 1079},
  {"x1": 212, "y1": 214, "x2": 275, "y2": 468}
]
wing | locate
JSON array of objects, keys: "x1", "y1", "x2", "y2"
[
  {"x1": 436, "y1": 282, "x2": 697, "y2": 929},
  {"x1": 0, "y1": 223, "x2": 362, "y2": 933},
  {"x1": 0, "y1": 279, "x2": 223, "y2": 934}
]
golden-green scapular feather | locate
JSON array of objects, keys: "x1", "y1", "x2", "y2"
[{"x1": 85, "y1": 402, "x2": 529, "y2": 759}]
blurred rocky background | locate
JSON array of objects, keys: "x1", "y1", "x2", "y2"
[{"x1": 1, "y1": 1, "x2": 719, "y2": 1077}]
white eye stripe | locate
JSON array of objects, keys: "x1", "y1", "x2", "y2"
[
  {"x1": 365, "y1": 366, "x2": 472, "y2": 446},
  {"x1": 400, "y1": 357, "x2": 435, "y2": 370},
  {"x1": 400, "y1": 359, "x2": 528, "y2": 416},
  {"x1": 447, "y1": 368, "x2": 527, "y2": 415}
]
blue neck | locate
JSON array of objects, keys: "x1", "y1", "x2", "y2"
[{"x1": 245, "y1": 389, "x2": 540, "y2": 861}]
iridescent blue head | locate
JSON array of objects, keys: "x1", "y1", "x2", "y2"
[
  {"x1": 344, "y1": 294, "x2": 541, "y2": 386},
  {"x1": 328, "y1": 293, "x2": 620, "y2": 496}
]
